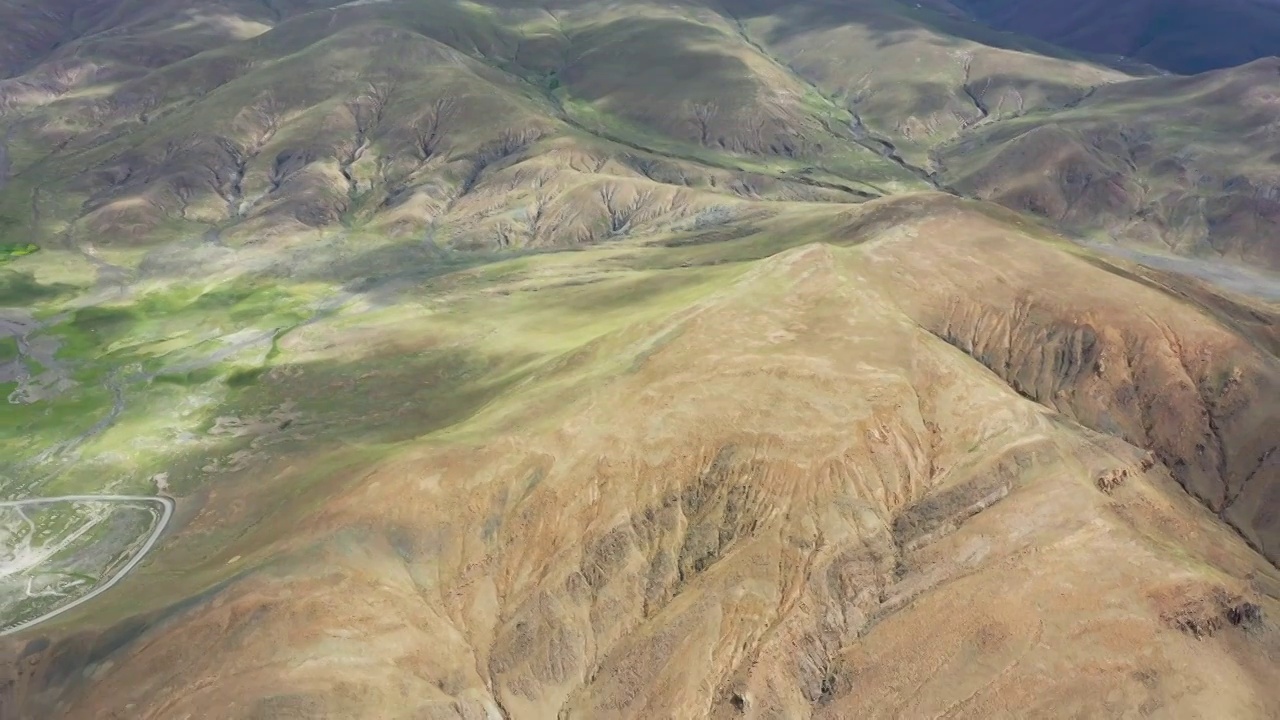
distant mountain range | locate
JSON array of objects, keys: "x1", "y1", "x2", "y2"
[{"x1": 955, "y1": 0, "x2": 1280, "y2": 73}]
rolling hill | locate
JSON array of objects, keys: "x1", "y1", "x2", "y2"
[
  {"x1": 940, "y1": 57, "x2": 1280, "y2": 270},
  {"x1": 0, "y1": 0, "x2": 1276, "y2": 267},
  {"x1": 0, "y1": 1, "x2": 1277, "y2": 718}
]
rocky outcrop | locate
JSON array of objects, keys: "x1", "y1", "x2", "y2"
[{"x1": 1150, "y1": 582, "x2": 1265, "y2": 639}]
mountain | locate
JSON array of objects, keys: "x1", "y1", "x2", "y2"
[
  {"x1": 1, "y1": 0, "x2": 1276, "y2": 267},
  {"x1": 954, "y1": 0, "x2": 1280, "y2": 73},
  {"x1": 941, "y1": 57, "x2": 1280, "y2": 271},
  {"x1": 0, "y1": 0, "x2": 928, "y2": 253},
  {"x1": 0, "y1": 1, "x2": 1278, "y2": 718}
]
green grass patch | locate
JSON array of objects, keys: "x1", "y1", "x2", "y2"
[
  {"x1": 226, "y1": 365, "x2": 267, "y2": 388},
  {"x1": 0, "y1": 269, "x2": 71, "y2": 306},
  {"x1": 49, "y1": 279, "x2": 315, "y2": 366},
  {"x1": 51, "y1": 571, "x2": 99, "y2": 584},
  {"x1": 0, "y1": 384, "x2": 113, "y2": 456},
  {"x1": 153, "y1": 366, "x2": 222, "y2": 386},
  {"x1": 67, "y1": 305, "x2": 140, "y2": 344},
  {"x1": 556, "y1": 93, "x2": 910, "y2": 194},
  {"x1": 0, "y1": 242, "x2": 38, "y2": 264}
]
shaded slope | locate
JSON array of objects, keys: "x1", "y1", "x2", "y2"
[
  {"x1": 4, "y1": 0, "x2": 1276, "y2": 273},
  {"x1": 941, "y1": 57, "x2": 1280, "y2": 270},
  {"x1": 726, "y1": 0, "x2": 1131, "y2": 164},
  {"x1": 955, "y1": 0, "x2": 1280, "y2": 74}
]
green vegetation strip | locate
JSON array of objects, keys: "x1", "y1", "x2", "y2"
[{"x1": 0, "y1": 243, "x2": 37, "y2": 264}]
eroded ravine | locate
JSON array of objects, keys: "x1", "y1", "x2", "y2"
[{"x1": 857, "y1": 211, "x2": 1280, "y2": 566}]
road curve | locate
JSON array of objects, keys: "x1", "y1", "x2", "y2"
[{"x1": 0, "y1": 495, "x2": 175, "y2": 637}]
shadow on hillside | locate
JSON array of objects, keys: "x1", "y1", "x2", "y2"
[
  {"x1": 720, "y1": 0, "x2": 1130, "y2": 68},
  {"x1": 295, "y1": 238, "x2": 553, "y2": 305},
  {"x1": 559, "y1": 14, "x2": 757, "y2": 100},
  {"x1": 0, "y1": 324, "x2": 553, "y2": 714}
]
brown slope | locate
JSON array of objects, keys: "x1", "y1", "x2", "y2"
[
  {"x1": 0, "y1": 2, "x2": 1277, "y2": 715},
  {"x1": 856, "y1": 197, "x2": 1280, "y2": 563},
  {"x1": 2, "y1": 196, "x2": 1277, "y2": 719}
]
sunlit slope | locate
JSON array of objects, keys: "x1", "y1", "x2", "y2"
[{"x1": 2, "y1": 195, "x2": 1277, "y2": 718}]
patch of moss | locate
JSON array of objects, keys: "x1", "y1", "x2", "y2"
[
  {"x1": 0, "y1": 384, "x2": 113, "y2": 449},
  {"x1": 49, "y1": 305, "x2": 140, "y2": 362},
  {"x1": 69, "y1": 306, "x2": 140, "y2": 342},
  {"x1": 0, "y1": 242, "x2": 38, "y2": 264},
  {"x1": 153, "y1": 366, "x2": 221, "y2": 386},
  {"x1": 0, "y1": 269, "x2": 70, "y2": 306},
  {"x1": 226, "y1": 366, "x2": 267, "y2": 388}
]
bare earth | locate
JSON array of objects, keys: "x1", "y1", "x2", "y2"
[{"x1": 4, "y1": 196, "x2": 1276, "y2": 719}]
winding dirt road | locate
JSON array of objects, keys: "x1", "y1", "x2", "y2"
[{"x1": 0, "y1": 495, "x2": 174, "y2": 637}]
